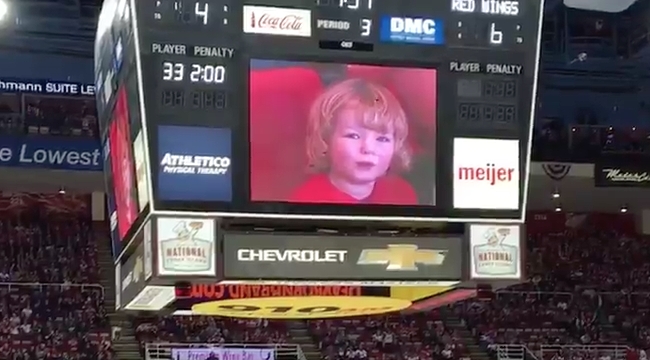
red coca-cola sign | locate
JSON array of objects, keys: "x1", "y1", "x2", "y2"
[
  {"x1": 252, "y1": 13, "x2": 304, "y2": 31},
  {"x1": 243, "y1": 6, "x2": 312, "y2": 37}
]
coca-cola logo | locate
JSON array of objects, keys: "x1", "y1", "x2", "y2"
[
  {"x1": 254, "y1": 13, "x2": 304, "y2": 30},
  {"x1": 243, "y1": 6, "x2": 312, "y2": 37}
]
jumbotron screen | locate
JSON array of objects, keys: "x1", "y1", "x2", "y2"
[{"x1": 95, "y1": 0, "x2": 542, "y2": 227}]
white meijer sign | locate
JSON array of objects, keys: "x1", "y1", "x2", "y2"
[
  {"x1": 157, "y1": 217, "x2": 216, "y2": 276},
  {"x1": 469, "y1": 224, "x2": 521, "y2": 279}
]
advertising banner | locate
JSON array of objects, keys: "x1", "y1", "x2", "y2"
[
  {"x1": 114, "y1": 262, "x2": 121, "y2": 310},
  {"x1": 133, "y1": 131, "x2": 151, "y2": 210},
  {"x1": 223, "y1": 233, "x2": 463, "y2": 281},
  {"x1": 119, "y1": 241, "x2": 147, "y2": 308},
  {"x1": 0, "y1": 78, "x2": 95, "y2": 96},
  {"x1": 594, "y1": 161, "x2": 650, "y2": 187},
  {"x1": 157, "y1": 217, "x2": 217, "y2": 276},
  {"x1": 379, "y1": 17, "x2": 445, "y2": 45},
  {"x1": 468, "y1": 224, "x2": 522, "y2": 280},
  {"x1": 0, "y1": 136, "x2": 101, "y2": 171},
  {"x1": 109, "y1": 87, "x2": 138, "y2": 241},
  {"x1": 172, "y1": 347, "x2": 275, "y2": 360},
  {"x1": 143, "y1": 220, "x2": 153, "y2": 281},
  {"x1": 243, "y1": 6, "x2": 312, "y2": 37},
  {"x1": 157, "y1": 126, "x2": 232, "y2": 202},
  {"x1": 453, "y1": 138, "x2": 520, "y2": 210}
]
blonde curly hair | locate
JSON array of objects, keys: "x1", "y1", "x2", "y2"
[{"x1": 305, "y1": 78, "x2": 412, "y2": 172}]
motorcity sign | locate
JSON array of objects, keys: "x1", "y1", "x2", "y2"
[{"x1": 594, "y1": 160, "x2": 650, "y2": 187}]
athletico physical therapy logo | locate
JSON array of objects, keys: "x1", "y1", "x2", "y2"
[
  {"x1": 453, "y1": 138, "x2": 519, "y2": 210},
  {"x1": 157, "y1": 126, "x2": 232, "y2": 202}
]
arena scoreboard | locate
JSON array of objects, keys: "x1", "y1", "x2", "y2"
[{"x1": 97, "y1": 0, "x2": 541, "y2": 305}]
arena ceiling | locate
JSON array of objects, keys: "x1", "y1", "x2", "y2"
[{"x1": 564, "y1": 0, "x2": 640, "y2": 12}]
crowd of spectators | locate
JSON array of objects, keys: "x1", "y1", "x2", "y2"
[
  {"x1": 128, "y1": 213, "x2": 650, "y2": 360},
  {"x1": 0, "y1": 93, "x2": 98, "y2": 138},
  {"x1": 0, "y1": 194, "x2": 111, "y2": 360},
  {"x1": 308, "y1": 311, "x2": 465, "y2": 360},
  {"x1": 135, "y1": 316, "x2": 290, "y2": 345},
  {"x1": 1, "y1": 79, "x2": 650, "y2": 360}
]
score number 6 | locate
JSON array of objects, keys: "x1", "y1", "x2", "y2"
[{"x1": 361, "y1": 18, "x2": 371, "y2": 36}]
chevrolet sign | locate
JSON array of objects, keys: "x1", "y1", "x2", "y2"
[{"x1": 223, "y1": 234, "x2": 463, "y2": 282}]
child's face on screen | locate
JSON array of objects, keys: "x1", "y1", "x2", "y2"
[{"x1": 328, "y1": 108, "x2": 396, "y2": 185}]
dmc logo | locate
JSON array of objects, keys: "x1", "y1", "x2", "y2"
[
  {"x1": 457, "y1": 163, "x2": 515, "y2": 185},
  {"x1": 391, "y1": 17, "x2": 436, "y2": 35},
  {"x1": 357, "y1": 244, "x2": 447, "y2": 271},
  {"x1": 381, "y1": 16, "x2": 444, "y2": 44}
]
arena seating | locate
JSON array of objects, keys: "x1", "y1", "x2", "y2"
[
  {"x1": 0, "y1": 194, "x2": 111, "y2": 359},
  {"x1": 134, "y1": 212, "x2": 650, "y2": 360},
  {"x1": 0, "y1": 93, "x2": 98, "y2": 137},
  {"x1": 308, "y1": 311, "x2": 467, "y2": 360},
  {"x1": 135, "y1": 316, "x2": 290, "y2": 345},
  {"x1": 533, "y1": 124, "x2": 650, "y2": 162}
]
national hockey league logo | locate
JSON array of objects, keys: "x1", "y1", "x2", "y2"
[
  {"x1": 469, "y1": 224, "x2": 521, "y2": 279},
  {"x1": 157, "y1": 218, "x2": 216, "y2": 276}
]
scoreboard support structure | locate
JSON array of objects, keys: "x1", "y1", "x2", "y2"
[
  {"x1": 117, "y1": 213, "x2": 526, "y2": 313},
  {"x1": 96, "y1": 0, "x2": 543, "y2": 314}
]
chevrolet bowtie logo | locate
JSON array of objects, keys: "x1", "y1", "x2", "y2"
[{"x1": 357, "y1": 244, "x2": 447, "y2": 271}]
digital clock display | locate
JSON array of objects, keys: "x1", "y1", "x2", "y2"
[
  {"x1": 457, "y1": 102, "x2": 517, "y2": 128},
  {"x1": 161, "y1": 62, "x2": 227, "y2": 84},
  {"x1": 160, "y1": 89, "x2": 228, "y2": 109},
  {"x1": 457, "y1": 78, "x2": 518, "y2": 99},
  {"x1": 153, "y1": 0, "x2": 227, "y2": 27}
]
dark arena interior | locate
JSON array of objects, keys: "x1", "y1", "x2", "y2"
[{"x1": 0, "y1": 0, "x2": 649, "y2": 360}]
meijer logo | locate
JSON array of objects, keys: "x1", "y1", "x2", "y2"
[
  {"x1": 457, "y1": 163, "x2": 515, "y2": 186},
  {"x1": 243, "y1": 6, "x2": 312, "y2": 37},
  {"x1": 453, "y1": 138, "x2": 519, "y2": 210}
]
